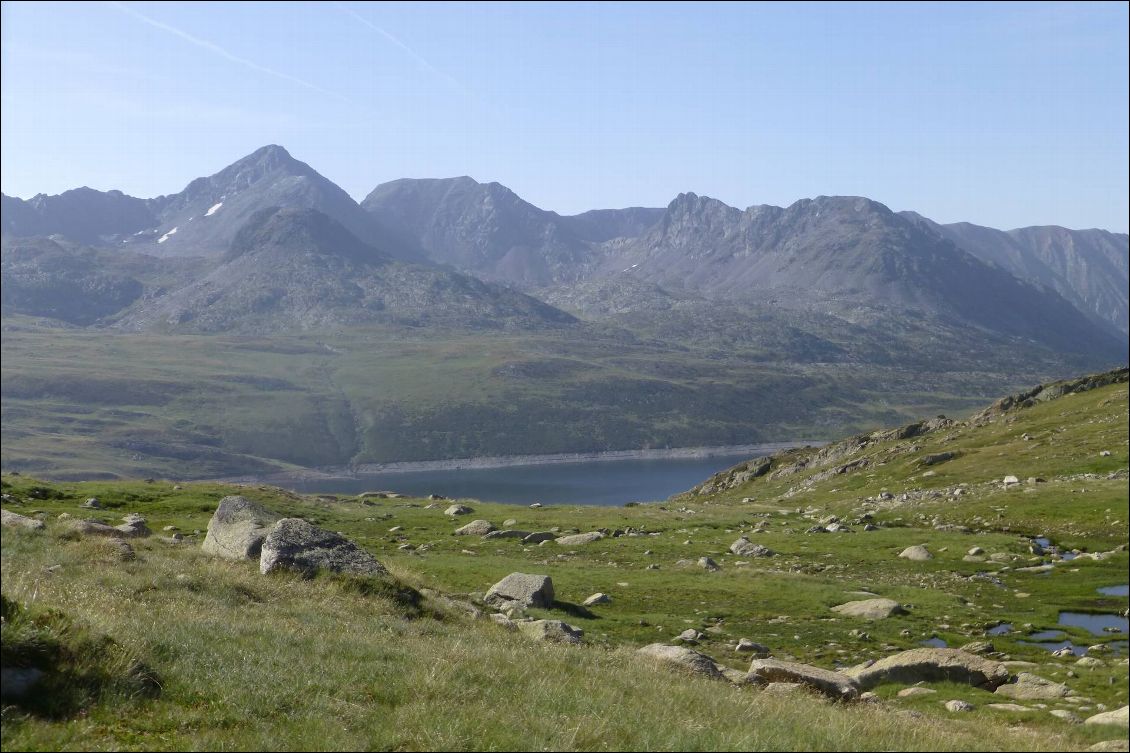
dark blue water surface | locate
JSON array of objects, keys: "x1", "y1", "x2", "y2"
[{"x1": 284, "y1": 451, "x2": 774, "y2": 506}]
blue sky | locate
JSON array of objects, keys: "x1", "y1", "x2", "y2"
[{"x1": 1, "y1": 1, "x2": 1127, "y2": 231}]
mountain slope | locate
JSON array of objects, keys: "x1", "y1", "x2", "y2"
[
  {"x1": 902, "y1": 212, "x2": 1129, "y2": 336},
  {"x1": 114, "y1": 207, "x2": 575, "y2": 334},
  {"x1": 600, "y1": 194, "x2": 1124, "y2": 358},
  {"x1": 2, "y1": 188, "x2": 157, "y2": 245}
]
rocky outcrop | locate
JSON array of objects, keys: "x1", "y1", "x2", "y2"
[
  {"x1": 1085, "y1": 705, "x2": 1129, "y2": 728},
  {"x1": 636, "y1": 644, "x2": 727, "y2": 681},
  {"x1": 747, "y1": 658, "x2": 859, "y2": 700},
  {"x1": 555, "y1": 532, "x2": 605, "y2": 546},
  {"x1": 454, "y1": 520, "x2": 496, "y2": 536},
  {"x1": 729, "y1": 537, "x2": 774, "y2": 557},
  {"x1": 994, "y1": 672, "x2": 1071, "y2": 700},
  {"x1": 516, "y1": 619, "x2": 583, "y2": 644},
  {"x1": 846, "y1": 648, "x2": 1009, "y2": 690},
  {"x1": 831, "y1": 598, "x2": 906, "y2": 620},
  {"x1": 259, "y1": 518, "x2": 387, "y2": 576},
  {"x1": 202, "y1": 496, "x2": 281, "y2": 560},
  {"x1": 1, "y1": 509, "x2": 45, "y2": 531}
]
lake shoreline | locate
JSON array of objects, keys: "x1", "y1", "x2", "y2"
[{"x1": 226, "y1": 441, "x2": 818, "y2": 486}]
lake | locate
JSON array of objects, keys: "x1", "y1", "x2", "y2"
[{"x1": 282, "y1": 449, "x2": 777, "y2": 506}]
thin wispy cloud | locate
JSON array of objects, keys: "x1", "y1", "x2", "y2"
[
  {"x1": 107, "y1": 1, "x2": 352, "y2": 104},
  {"x1": 335, "y1": 2, "x2": 463, "y2": 91}
]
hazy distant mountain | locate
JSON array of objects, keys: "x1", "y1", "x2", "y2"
[
  {"x1": 593, "y1": 193, "x2": 1123, "y2": 358},
  {"x1": 901, "y1": 211, "x2": 1129, "y2": 336},
  {"x1": 2, "y1": 188, "x2": 156, "y2": 245},
  {"x1": 361, "y1": 177, "x2": 600, "y2": 287},
  {"x1": 558, "y1": 207, "x2": 666, "y2": 243},
  {"x1": 113, "y1": 207, "x2": 575, "y2": 334}
]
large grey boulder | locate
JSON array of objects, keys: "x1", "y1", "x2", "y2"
[
  {"x1": 445, "y1": 504, "x2": 473, "y2": 516},
  {"x1": 259, "y1": 518, "x2": 387, "y2": 577},
  {"x1": 994, "y1": 672, "x2": 1072, "y2": 700},
  {"x1": 202, "y1": 496, "x2": 281, "y2": 560},
  {"x1": 69, "y1": 519, "x2": 127, "y2": 537},
  {"x1": 747, "y1": 658, "x2": 860, "y2": 700},
  {"x1": 523, "y1": 531, "x2": 557, "y2": 544},
  {"x1": 517, "y1": 619, "x2": 583, "y2": 644},
  {"x1": 729, "y1": 537, "x2": 774, "y2": 557},
  {"x1": 831, "y1": 598, "x2": 906, "y2": 619},
  {"x1": 898, "y1": 545, "x2": 933, "y2": 561},
  {"x1": 115, "y1": 514, "x2": 151, "y2": 538},
  {"x1": 555, "y1": 532, "x2": 604, "y2": 546},
  {"x1": 636, "y1": 644, "x2": 726, "y2": 680},
  {"x1": 483, "y1": 529, "x2": 530, "y2": 540},
  {"x1": 1085, "y1": 705, "x2": 1129, "y2": 728},
  {"x1": 484, "y1": 573, "x2": 554, "y2": 610},
  {"x1": 1, "y1": 509, "x2": 45, "y2": 531},
  {"x1": 846, "y1": 648, "x2": 1010, "y2": 690},
  {"x1": 454, "y1": 519, "x2": 496, "y2": 536}
]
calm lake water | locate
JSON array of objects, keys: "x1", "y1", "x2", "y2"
[{"x1": 284, "y1": 451, "x2": 767, "y2": 506}]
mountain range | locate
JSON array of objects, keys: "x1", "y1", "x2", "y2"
[{"x1": 2, "y1": 145, "x2": 1127, "y2": 477}]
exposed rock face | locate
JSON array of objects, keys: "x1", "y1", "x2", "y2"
[
  {"x1": 454, "y1": 519, "x2": 496, "y2": 536},
  {"x1": 898, "y1": 545, "x2": 933, "y2": 561},
  {"x1": 484, "y1": 573, "x2": 554, "y2": 610},
  {"x1": 746, "y1": 658, "x2": 860, "y2": 700},
  {"x1": 202, "y1": 496, "x2": 281, "y2": 560},
  {"x1": 1, "y1": 509, "x2": 45, "y2": 531},
  {"x1": 636, "y1": 644, "x2": 727, "y2": 680},
  {"x1": 555, "y1": 532, "x2": 604, "y2": 546},
  {"x1": 831, "y1": 598, "x2": 906, "y2": 620},
  {"x1": 259, "y1": 518, "x2": 387, "y2": 576},
  {"x1": 994, "y1": 672, "x2": 1072, "y2": 700},
  {"x1": 846, "y1": 648, "x2": 1010, "y2": 690},
  {"x1": 516, "y1": 619, "x2": 583, "y2": 644}
]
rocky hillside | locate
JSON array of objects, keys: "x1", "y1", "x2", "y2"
[{"x1": 113, "y1": 207, "x2": 576, "y2": 334}]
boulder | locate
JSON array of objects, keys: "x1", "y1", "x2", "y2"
[
  {"x1": 523, "y1": 531, "x2": 557, "y2": 544},
  {"x1": 994, "y1": 672, "x2": 1071, "y2": 700},
  {"x1": 555, "y1": 532, "x2": 604, "y2": 546},
  {"x1": 1, "y1": 509, "x2": 45, "y2": 531},
  {"x1": 202, "y1": 496, "x2": 281, "y2": 560},
  {"x1": 259, "y1": 518, "x2": 387, "y2": 577},
  {"x1": 698, "y1": 556, "x2": 720, "y2": 571},
  {"x1": 831, "y1": 598, "x2": 906, "y2": 620},
  {"x1": 454, "y1": 519, "x2": 496, "y2": 536},
  {"x1": 582, "y1": 593, "x2": 611, "y2": 606},
  {"x1": 897, "y1": 687, "x2": 937, "y2": 698},
  {"x1": 636, "y1": 644, "x2": 726, "y2": 681},
  {"x1": 444, "y1": 505, "x2": 473, "y2": 516},
  {"x1": 482, "y1": 529, "x2": 530, "y2": 540},
  {"x1": 736, "y1": 638, "x2": 771, "y2": 657},
  {"x1": 899, "y1": 545, "x2": 933, "y2": 561},
  {"x1": 115, "y1": 514, "x2": 151, "y2": 538},
  {"x1": 747, "y1": 658, "x2": 859, "y2": 700},
  {"x1": 729, "y1": 537, "x2": 775, "y2": 557},
  {"x1": 846, "y1": 648, "x2": 1010, "y2": 690},
  {"x1": 484, "y1": 573, "x2": 554, "y2": 610},
  {"x1": 1085, "y1": 706, "x2": 1129, "y2": 728},
  {"x1": 516, "y1": 619, "x2": 583, "y2": 644},
  {"x1": 987, "y1": 703, "x2": 1033, "y2": 712},
  {"x1": 944, "y1": 699, "x2": 974, "y2": 712},
  {"x1": 1087, "y1": 741, "x2": 1130, "y2": 752},
  {"x1": 69, "y1": 519, "x2": 126, "y2": 537},
  {"x1": 918, "y1": 452, "x2": 956, "y2": 466}
]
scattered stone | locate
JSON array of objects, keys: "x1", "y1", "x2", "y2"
[
  {"x1": 676, "y1": 629, "x2": 702, "y2": 644},
  {"x1": 698, "y1": 556, "x2": 720, "y2": 571},
  {"x1": 523, "y1": 531, "x2": 557, "y2": 543},
  {"x1": 944, "y1": 699, "x2": 974, "y2": 712},
  {"x1": 729, "y1": 537, "x2": 775, "y2": 557},
  {"x1": 899, "y1": 545, "x2": 933, "y2": 561},
  {"x1": 444, "y1": 505, "x2": 473, "y2": 516},
  {"x1": 202, "y1": 496, "x2": 281, "y2": 560},
  {"x1": 747, "y1": 658, "x2": 859, "y2": 700},
  {"x1": 115, "y1": 514, "x2": 151, "y2": 537},
  {"x1": 831, "y1": 598, "x2": 906, "y2": 620},
  {"x1": 484, "y1": 573, "x2": 554, "y2": 610},
  {"x1": 1002, "y1": 475, "x2": 1020, "y2": 485},
  {"x1": 517, "y1": 619, "x2": 583, "y2": 644},
  {"x1": 259, "y1": 518, "x2": 388, "y2": 577},
  {"x1": 1085, "y1": 706, "x2": 1129, "y2": 728},
  {"x1": 583, "y1": 593, "x2": 611, "y2": 606},
  {"x1": 1, "y1": 509, "x2": 45, "y2": 531},
  {"x1": 846, "y1": 648, "x2": 1009, "y2": 690},
  {"x1": 1077, "y1": 656, "x2": 1105, "y2": 668},
  {"x1": 1050, "y1": 709, "x2": 1082, "y2": 723},
  {"x1": 995, "y1": 672, "x2": 1072, "y2": 700},
  {"x1": 637, "y1": 644, "x2": 726, "y2": 681},
  {"x1": 919, "y1": 452, "x2": 956, "y2": 466},
  {"x1": 968, "y1": 546, "x2": 984, "y2": 556},
  {"x1": 986, "y1": 703, "x2": 1033, "y2": 712},
  {"x1": 0, "y1": 667, "x2": 45, "y2": 701},
  {"x1": 897, "y1": 687, "x2": 937, "y2": 698},
  {"x1": 454, "y1": 519, "x2": 496, "y2": 536},
  {"x1": 81, "y1": 497, "x2": 102, "y2": 509},
  {"x1": 736, "y1": 639, "x2": 771, "y2": 657},
  {"x1": 555, "y1": 532, "x2": 604, "y2": 546}
]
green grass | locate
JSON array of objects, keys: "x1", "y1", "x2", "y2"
[{"x1": 1, "y1": 316, "x2": 1097, "y2": 479}]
